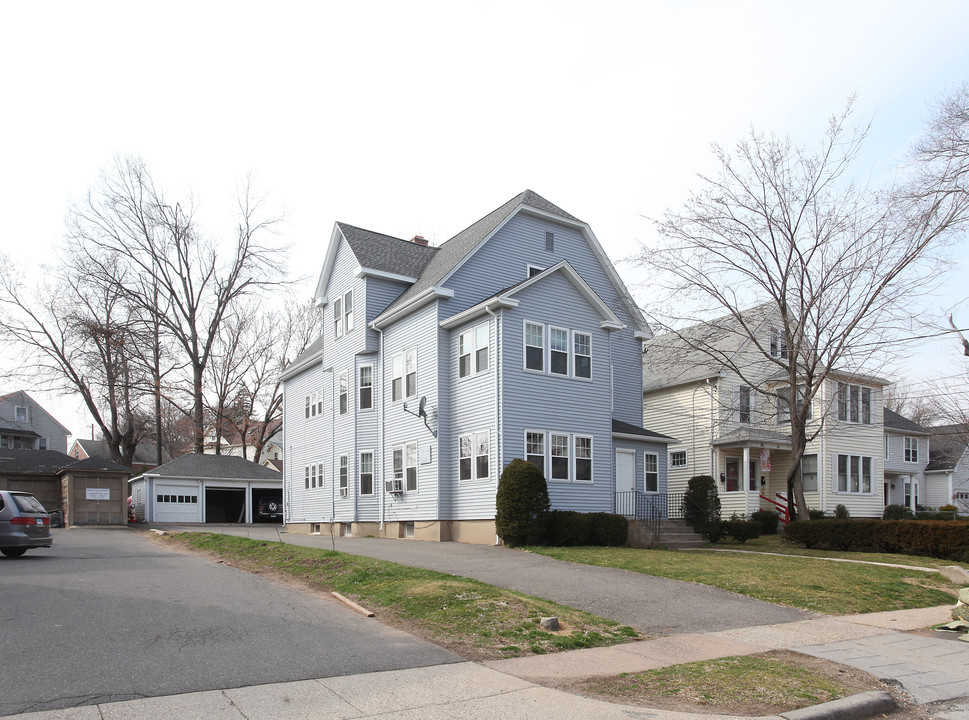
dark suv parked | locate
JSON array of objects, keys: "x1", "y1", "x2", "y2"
[
  {"x1": 0, "y1": 490, "x2": 53, "y2": 557},
  {"x1": 257, "y1": 496, "x2": 282, "y2": 522}
]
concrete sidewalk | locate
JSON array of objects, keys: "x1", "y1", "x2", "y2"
[{"x1": 13, "y1": 606, "x2": 965, "y2": 720}]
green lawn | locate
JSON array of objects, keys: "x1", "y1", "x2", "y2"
[
  {"x1": 713, "y1": 534, "x2": 958, "y2": 568},
  {"x1": 162, "y1": 532, "x2": 637, "y2": 659},
  {"x1": 527, "y1": 543, "x2": 958, "y2": 614}
]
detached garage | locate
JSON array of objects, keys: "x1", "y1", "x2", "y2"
[{"x1": 129, "y1": 453, "x2": 282, "y2": 524}]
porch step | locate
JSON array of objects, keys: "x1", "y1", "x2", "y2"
[{"x1": 626, "y1": 519, "x2": 707, "y2": 550}]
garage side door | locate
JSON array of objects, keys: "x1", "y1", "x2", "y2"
[{"x1": 154, "y1": 484, "x2": 201, "y2": 523}]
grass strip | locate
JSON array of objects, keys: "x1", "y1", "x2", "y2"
[
  {"x1": 572, "y1": 652, "x2": 874, "y2": 714},
  {"x1": 162, "y1": 532, "x2": 637, "y2": 659},
  {"x1": 527, "y1": 545, "x2": 957, "y2": 614}
]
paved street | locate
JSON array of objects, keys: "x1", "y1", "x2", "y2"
[{"x1": 0, "y1": 528, "x2": 460, "y2": 717}]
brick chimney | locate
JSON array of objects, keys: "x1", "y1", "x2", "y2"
[{"x1": 411, "y1": 235, "x2": 428, "y2": 246}]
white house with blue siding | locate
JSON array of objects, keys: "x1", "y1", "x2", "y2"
[{"x1": 280, "y1": 191, "x2": 675, "y2": 543}]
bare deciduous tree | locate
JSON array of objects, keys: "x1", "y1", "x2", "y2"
[
  {"x1": 638, "y1": 100, "x2": 969, "y2": 520},
  {"x1": 69, "y1": 156, "x2": 286, "y2": 453}
]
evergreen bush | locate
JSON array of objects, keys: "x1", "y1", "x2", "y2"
[
  {"x1": 683, "y1": 475, "x2": 722, "y2": 542},
  {"x1": 751, "y1": 509, "x2": 780, "y2": 535},
  {"x1": 834, "y1": 504, "x2": 850, "y2": 519},
  {"x1": 495, "y1": 459, "x2": 550, "y2": 546},
  {"x1": 883, "y1": 504, "x2": 916, "y2": 520},
  {"x1": 587, "y1": 512, "x2": 629, "y2": 546},
  {"x1": 545, "y1": 510, "x2": 590, "y2": 546},
  {"x1": 785, "y1": 518, "x2": 969, "y2": 561}
]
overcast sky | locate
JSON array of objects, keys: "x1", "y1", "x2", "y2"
[{"x1": 2, "y1": 1, "x2": 967, "y2": 440}]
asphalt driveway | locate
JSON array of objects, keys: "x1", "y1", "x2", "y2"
[{"x1": 163, "y1": 525, "x2": 812, "y2": 635}]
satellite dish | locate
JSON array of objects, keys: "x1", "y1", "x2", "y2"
[{"x1": 418, "y1": 396, "x2": 427, "y2": 418}]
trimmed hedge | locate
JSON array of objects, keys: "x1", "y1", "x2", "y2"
[
  {"x1": 883, "y1": 504, "x2": 915, "y2": 520},
  {"x1": 785, "y1": 519, "x2": 969, "y2": 562},
  {"x1": 751, "y1": 510, "x2": 780, "y2": 535},
  {"x1": 725, "y1": 517, "x2": 762, "y2": 543},
  {"x1": 544, "y1": 510, "x2": 628, "y2": 546}
]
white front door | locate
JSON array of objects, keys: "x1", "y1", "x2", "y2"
[{"x1": 616, "y1": 450, "x2": 635, "y2": 493}]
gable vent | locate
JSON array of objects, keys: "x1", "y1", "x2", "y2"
[{"x1": 545, "y1": 231, "x2": 554, "y2": 252}]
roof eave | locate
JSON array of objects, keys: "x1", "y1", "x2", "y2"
[
  {"x1": 371, "y1": 286, "x2": 455, "y2": 330},
  {"x1": 612, "y1": 431, "x2": 679, "y2": 444},
  {"x1": 440, "y1": 298, "x2": 519, "y2": 330}
]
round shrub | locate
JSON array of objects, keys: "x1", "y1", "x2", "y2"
[
  {"x1": 940, "y1": 504, "x2": 958, "y2": 512},
  {"x1": 883, "y1": 504, "x2": 915, "y2": 520},
  {"x1": 725, "y1": 514, "x2": 762, "y2": 543},
  {"x1": 809, "y1": 508, "x2": 827, "y2": 520},
  {"x1": 751, "y1": 509, "x2": 780, "y2": 535},
  {"x1": 684, "y1": 475, "x2": 722, "y2": 541},
  {"x1": 495, "y1": 459, "x2": 550, "y2": 546},
  {"x1": 834, "y1": 504, "x2": 850, "y2": 519}
]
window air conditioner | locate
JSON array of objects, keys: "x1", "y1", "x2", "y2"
[
  {"x1": 384, "y1": 478, "x2": 403, "y2": 493},
  {"x1": 339, "y1": 487, "x2": 348, "y2": 498}
]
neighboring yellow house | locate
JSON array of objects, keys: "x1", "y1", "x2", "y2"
[{"x1": 642, "y1": 308, "x2": 887, "y2": 520}]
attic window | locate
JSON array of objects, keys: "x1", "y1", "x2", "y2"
[
  {"x1": 15, "y1": 406, "x2": 27, "y2": 422},
  {"x1": 545, "y1": 231, "x2": 554, "y2": 252}
]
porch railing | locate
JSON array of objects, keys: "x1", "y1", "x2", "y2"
[{"x1": 616, "y1": 491, "x2": 693, "y2": 543}]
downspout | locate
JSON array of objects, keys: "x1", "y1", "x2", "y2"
[
  {"x1": 708, "y1": 378, "x2": 715, "y2": 478},
  {"x1": 485, "y1": 305, "x2": 501, "y2": 546},
  {"x1": 378, "y1": 327, "x2": 385, "y2": 532}
]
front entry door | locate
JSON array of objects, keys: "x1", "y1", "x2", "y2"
[{"x1": 615, "y1": 450, "x2": 636, "y2": 516}]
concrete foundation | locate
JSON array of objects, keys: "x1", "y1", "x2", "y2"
[{"x1": 284, "y1": 518, "x2": 498, "y2": 545}]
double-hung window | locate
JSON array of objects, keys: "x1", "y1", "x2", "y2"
[
  {"x1": 359, "y1": 366, "x2": 373, "y2": 410},
  {"x1": 738, "y1": 386, "x2": 752, "y2": 424},
  {"x1": 392, "y1": 349, "x2": 417, "y2": 401},
  {"x1": 339, "y1": 372, "x2": 348, "y2": 415},
  {"x1": 339, "y1": 455, "x2": 348, "y2": 495},
  {"x1": 837, "y1": 454, "x2": 872, "y2": 494},
  {"x1": 838, "y1": 382, "x2": 872, "y2": 424},
  {"x1": 304, "y1": 466, "x2": 310, "y2": 489},
  {"x1": 459, "y1": 432, "x2": 489, "y2": 481},
  {"x1": 306, "y1": 390, "x2": 323, "y2": 418},
  {"x1": 644, "y1": 453, "x2": 658, "y2": 492},
  {"x1": 359, "y1": 451, "x2": 374, "y2": 495},
  {"x1": 769, "y1": 328, "x2": 788, "y2": 359},
  {"x1": 549, "y1": 327, "x2": 569, "y2": 376},
  {"x1": 574, "y1": 435, "x2": 592, "y2": 482},
  {"x1": 550, "y1": 433, "x2": 570, "y2": 481},
  {"x1": 800, "y1": 454, "x2": 818, "y2": 492},
  {"x1": 526, "y1": 432, "x2": 545, "y2": 475},
  {"x1": 14, "y1": 406, "x2": 27, "y2": 422},
  {"x1": 334, "y1": 290, "x2": 352, "y2": 338},
  {"x1": 458, "y1": 322, "x2": 489, "y2": 378},
  {"x1": 904, "y1": 436, "x2": 918, "y2": 463},
  {"x1": 525, "y1": 323, "x2": 544, "y2": 372},
  {"x1": 406, "y1": 442, "x2": 418, "y2": 491},
  {"x1": 574, "y1": 333, "x2": 591, "y2": 379}
]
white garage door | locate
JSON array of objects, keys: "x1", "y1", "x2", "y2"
[{"x1": 153, "y1": 483, "x2": 201, "y2": 523}]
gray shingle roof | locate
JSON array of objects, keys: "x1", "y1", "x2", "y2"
[
  {"x1": 374, "y1": 190, "x2": 579, "y2": 322},
  {"x1": 65, "y1": 456, "x2": 132, "y2": 473},
  {"x1": 883, "y1": 408, "x2": 931, "y2": 435},
  {"x1": 0, "y1": 449, "x2": 76, "y2": 474},
  {"x1": 612, "y1": 419, "x2": 677, "y2": 442},
  {"x1": 141, "y1": 453, "x2": 282, "y2": 480},
  {"x1": 73, "y1": 439, "x2": 169, "y2": 465},
  {"x1": 642, "y1": 305, "x2": 775, "y2": 391},
  {"x1": 926, "y1": 424, "x2": 969, "y2": 472},
  {"x1": 337, "y1": 223, "x2": 438, "y2": 278}
]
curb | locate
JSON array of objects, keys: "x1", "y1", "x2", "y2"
[{"x1": 780, "y1": 691, "x2": 896, "y2": 720}]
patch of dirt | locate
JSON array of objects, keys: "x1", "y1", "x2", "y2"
[{"x1": 554, "y1": 650, "x2": 905, "y2": 717}]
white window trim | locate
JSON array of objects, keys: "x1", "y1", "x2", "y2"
[
  {"x1": 458, "y1": 431, "x2": 490, "y2": 482},
  {"x1": 670, "y1": 450, "x2": 687, "y2": 468},
  {"x1": 523, "y1": 320, "x2": 593, "y2": 381},
  {"x1": 359, "y1": 450, "x2": 374, "y2": 496},
  {"x1": 837, "y1": 382, "x2": 873, "y2": 425},
  {"x1": 573, "y1": 434, "x2": 593, "y2": 483},
  {"x1": 523, "y1": 320, "x2": 545, "y2": 374},
  {"x1": 527, "y1": 264, "x2": 545, "y2": 277},
  {"x1": 392, "y1": 348, "x2": 418, "y2": 402},
  {"x1": 339, "y1": 371, "x2": 349, "y2": 415},
  {"x1": 405, "y1": 441, "x2": 418, "y2": 492},
  {"x1": 458, "y1": 321, "x2": 489, "y2": 380},
  {"x1": 339, "y1": 455, "x2": 349, "y2": 494},
  {"x1": 643, "y1": 452, "x2": 659, "y2": 492},
  {"x1": 903, "y1": 436, "x2": 919, "y2": 464},
  {"x1": 549, "y1": 431, "x2": 571, "y2": 482},
  {"x1": 359, "y1": 364, "x2": 374, "y2": 411},
  {"x1": 343, "y1": 289, "x2": 353, "y2": 334},
  {"x1": 548, "y1": 325, "x2": 571, "y2": 377},
  {"x1": 524, "y1": 429, "x2": 545, "y2": 478},
  {"x1": 317, "y1": 462, "x2": 325, "y2": 489},
  {"x1": 836, "y1": 453, "x2": 875, "y2": 495}
]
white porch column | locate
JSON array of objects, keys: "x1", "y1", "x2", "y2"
[{"x1": 742, "y1": 446, "x2": 752, "y2": 514}]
